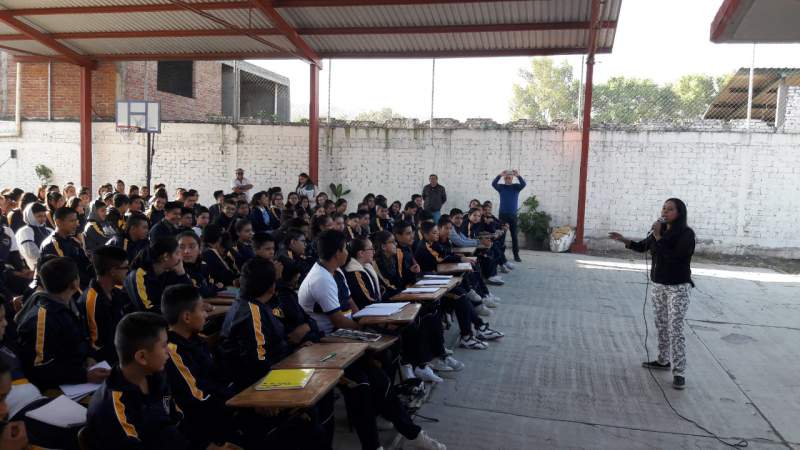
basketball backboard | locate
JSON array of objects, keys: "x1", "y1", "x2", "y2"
[{"x1": 116, "y1": 100, "x2": 160, "y2": 133}]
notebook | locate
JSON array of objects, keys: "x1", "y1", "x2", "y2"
[
  {"x1": 401, "y1": 287, "x2": 439, "y2": 294},
  {"x1": 423, "y1": 275, "x2": 452, "y2": 280},
  {"x1": 217, "y1": 287, "x2": 240, "y2": 298},
  {"x1": 414, "y1": 279, "x2": 450, "y2": 286},
  {"x1": 256, "y1": 369, "x2": 315, "y2": 391},
  {"x1": 25, "y1": 395, "x2": 87, "y2": 428},
  {"x1": 59, "y1": 361, "x2": 110, "y2": 401},
  {"x1": 352, "y1": 302, "x2": 408, "y2": 318}
]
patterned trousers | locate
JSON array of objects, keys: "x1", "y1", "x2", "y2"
[{"x1": 651, "y1": 283, "x2": 691, "y2": 375}]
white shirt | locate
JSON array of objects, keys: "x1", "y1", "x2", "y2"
[
  {"x1": 298, "y1": 262, "x2": 341, "y2": 334},
  {"x1": 231, "y1": 176, "x2": 252, "y2": 199}
]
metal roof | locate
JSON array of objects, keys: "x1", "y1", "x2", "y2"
[
  {"x1": 703, "y1": 68, "x2": 800, "y2": 121},
  {"x1": 0, "y1": 0, "x2": 620, "y2": 66},
  {"x1": 711, "y1": 0, "x2": 800, "y2": 43}
]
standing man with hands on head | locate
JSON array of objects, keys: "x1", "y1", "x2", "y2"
[
  {"x1": 422, "y1": 174, "x2": 447, "y2": 223},
  {"x1": 492, "y1": 170, "x2": 526, "y2": 263}
]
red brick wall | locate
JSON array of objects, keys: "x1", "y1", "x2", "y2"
[
  {"x1": 123, "y1": 61, "x2": 222, "y2": 121},
  {"x1": 4, "y1": 58, "x2": 222, "y2": 121}
]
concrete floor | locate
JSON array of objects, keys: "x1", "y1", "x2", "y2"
[{"x1": 410, "y1": 250, "x2": 800, "y2": 450}]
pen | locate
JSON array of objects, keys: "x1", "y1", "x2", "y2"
[{"x1": 319, "y1": 352, "x2": 337, "y2": 362}]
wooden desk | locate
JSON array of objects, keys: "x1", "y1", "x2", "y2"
[
  {"x1": 321, "y1": 334, "x2": 398, "y2": 353},
  {"x1": 357, "y1": 303, "x2": 421, "y2": 326},
  {"x1": 452, "y1": 246, "x2": 476, "y2": 255},
  {"x1": 206, "y1": 297, "x2": 234, "y2": 306},
  {"x1": 389, "y1": 276, "x2": 461, "y2": 302},
  {"x1": 273, "y1": 343, "x2": 367, "y2": 370},
  {"x1": 437, "y1": 262, "x2": 473, "y2": 274},
  {"x1": 226, "y1": 369, "x2": 343, "y2": 409},
  {"x1": 206, "y1": 303, "x2": 230, "y2": 320}
]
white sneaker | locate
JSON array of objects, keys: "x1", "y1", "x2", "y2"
[
  {"x1": 400, "y1": 364, "x2": 415, "y2": 381},
  {"x1": 498, "y1": 264, "x2": 509, "y2": 274},
  {"x1": 444, "y1": 356, "x2": 465, "y2": 371},
  {"x1": 428, "y1": 357, "x2": 454, "y2": 372},
  {"x1": 414, "y1": 366, "x2": 444, "y2": 383},
  {"x1": 376, "y1": 416, "x2": 394, "y2": 431},
  {"x1": 459, "y1": 335, "x2": 489, "y2": 350},
  {"x1": 466, "y1": 289, "x2": 482, "y2": 303},
  {"x1": 476, "y1": 324, "x2": 505, "y2": 341},
  {"x1": 504, "y1": 262, "x2": 515, "y2": 270},
  {"x1": 406, "y1": 430, "x2": 446, "y2": 450},
  {"x1": 475, "y1": 304, "x2": 493, "y2": 317},
  {"x1": 488, "y1": 293, "x2": 502, "y2": 302},
  {"x1": 487, "y1": 275, "x2": 505, "y2": 285},
  {"x1": 443, "y1": 347, "x2": 454, "y2": 356},
  {"x1": 482, "y1": 296, "x2": 498, "y2": 308}
]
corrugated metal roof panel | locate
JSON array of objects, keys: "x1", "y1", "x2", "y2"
[
  {"x1": 0, "y1": 40, "x2": 60, "y2": 56},
  {"x1": 62, "y1": 35, "x2": 290, "y2": 55},
  {"x1": 0, "y1": 0, "x2": 241, "y2": 7},
  {"x1": 23, "y1": 11, "x2": 227, "y2": 33}
]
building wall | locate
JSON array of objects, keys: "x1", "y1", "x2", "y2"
[
  {"x1": 782, "y1": 86, "x2": 800, "y2": 132},
  {"x1": 1, "y1": 121, "x2": 800, "y2": 257}
]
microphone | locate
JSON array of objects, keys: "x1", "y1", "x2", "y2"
[{"x1": 647, "y1": 217, "x2": 667, "y2": 237}]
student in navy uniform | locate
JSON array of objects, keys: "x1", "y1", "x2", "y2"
[
  {"x1": 83, "y1": 200, "x2": 115, "y2": 257},
  {"x1": 77, "y1": 246, "x2": 131, "y2": 365},
  {"x1": 192, "y1": 205, "x2": 210, "y2": 238},
  {"x1": 392, "y1": 222, "x2": 422, "y2": 289},
  {"x1": 437, "y1": 216, "x2": 499, "y2": 307},
  {"x1": 16, "y1": 257, "x2": 111, "y2": 390},
  {"x1": 230, "y1": 218, "x2": 255, "y2": 269},
  {"x1": 106, "y1": 193, "x2": 130, "y2": 235},
  {"x1": 412, "y1": 210, "x2": 434, "y2": 252},
  {"x1": 278, "y1": 228, "x2": 313, "y2": 282},
  {"x1": 370, "y1": 204, "x2": 393, "y2": 235},
  {"x1": 178, "y1": 231, "x2": 222, "y2": 298},
  {"x1": 39, "y1": 206, "x2": 93, "y2": 289},
  {"x1": 124, "y1": 237, "x2": 192, "y2": 314},
  {"x1": 345, "y1": 213, "x2": 361, "y2": 241},
  {"x1": 162, "y1": 285, "x2": 240, "y2": 449},
  {"x1": 149, "y1": 201, "x2": 182, "y2": 241},
  {"x1": 107, "y1": 213, "x2": 150, "y2": 264},
  {"x1": 207, "y1": 190, "x2": 225, "y2": 225},
  {"x1": 401, "y1": 201, "x2": 418, "y2": 232},
  {"x1": 201, "y1": 224, "x2": 239, "y2": 287},
  {"x1": 266, "y1": 191, "x2": 283, "y2": 230},
  {"x1": 214, "y1": 197, "x2": 237, "y2": 233},
  {"x1": 461, "y1": 208, "x2": 505, "y2": 285},
  {"x1": 248, "y1": 191, "x2": 271, "y2": 234},
  {"x1": 178, "y1": 207, "x2": 194, "y2": 233},
  {"x1": 87, "y1": 312, "x2": 196, "y2": 450},
  {"x1": 146, "y1": 195, "x2": 166, "y2": 228},
  {"x1": 269, "y1": 263, "x2": 321, "y2": 347},
  {"x1": 8, "y1": 192, "x2": 37, "y2": 233}
]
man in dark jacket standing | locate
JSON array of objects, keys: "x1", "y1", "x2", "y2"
[{"x1": 422, "y1": 174, "x2": 447, "y2": 223}]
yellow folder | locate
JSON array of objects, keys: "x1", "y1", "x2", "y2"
[{"x1": 255, "y1": 369, "x2": 315, "y2": 391}]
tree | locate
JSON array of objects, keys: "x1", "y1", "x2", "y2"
[
  {"x1": 592, "y1": 77, "x2": 678, "y2": 124},
  {"x1": 510, "y1": 58, "x2": 579, "y2": 123},
  {"x1": 672, "y1": 74, "x2": 730, "y2": 119},
  {"x1": 354, "y1": 108, "x2": 402, "y2": 123}
]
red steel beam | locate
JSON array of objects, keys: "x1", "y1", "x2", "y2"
[
  {"x1": 710, "y1": 0, "x2": 743, "y2": 43},
  {"x1": 571, "y1": 0, "x2": 602, "y2": 254},
  {"x1": 5, "y1": 1, "x2": 252, "y2": 16},
  {"x1": 249, "y1": 0, "x2": 320, "y2": 66},
  {"x1": 308, "y1": 64, "x2": 320, "y2": 184},
  {"x1": 80, "y1": 65, "x2": 93, "y2": 190},
  {"x1": 0, "y1": 13, "x2": 94, "y2": 67},
  {"x1": 0, "y1": 43, "x2": 53, "y2": 57},
  {"x1": 0, "y1": 21, "x2": 617, "y2": 41},
  {"x1": 273, "y1": 0, "x2": 532, "y2": 6}
]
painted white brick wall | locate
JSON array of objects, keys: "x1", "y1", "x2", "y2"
[
  {"x1": 2, "y1": 121, "x2": 799, "y2": 257},
  {"x1": 783, "y1": 86, "x2": 800, "y2": 132}
]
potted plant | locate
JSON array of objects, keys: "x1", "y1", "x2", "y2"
[
  {"x1": 517, "y1": 195, "x2": 552, "y2": 251},
  {"x1": 328, "y1": 183, "x2": 351, "y2": 200},
  {"x1": 34, "y1": 164, "x2": 54, "y2": 186}
]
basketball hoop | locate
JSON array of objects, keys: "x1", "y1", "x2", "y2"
[{"x1": 116, "y1": 125, "x2": 141, "y2": 143}]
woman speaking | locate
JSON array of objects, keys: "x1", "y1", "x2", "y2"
[{"x1": 609, "y1": 198, "x2": 695, "y2": 390}]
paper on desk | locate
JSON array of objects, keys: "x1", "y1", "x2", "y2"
[
  {"x1": 423, "y1": 275, "x2": 452, "y2": 279},
  {"x1": 25, "y1": 395, "x2": 87, "y2": 428},
  {"x1": 457, "y1": 263, "x2": 472, "y2": 270},
  {"x1": 90, "y1": 361, "x2": 111, "y2": 371},
  {"x1": 59, "y1": 361, "x2": 110, "y2": 400},
  {"x1": 414, "y1": 279, "x2": 450, "y2": 286},
  {"x1": 401, "y1": 287, "x2": 439, "y2": 294},
  {"x1": 353, "y1": 302, "x2": 408, "y2": 318}
]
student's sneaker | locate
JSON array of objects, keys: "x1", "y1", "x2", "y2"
[
  {"x1": 400, "y1": 363, "x2": 416, "y2": 381},
  {"x1": 504, "y1": 262, "x2": 515, "y2": 270},
  {"x1": 376, "y1": 416, "x2": 394, "y2": 431},
  {"x1": 513, "y1": 255, "x2": 522, "y2": 263},
  {"x1": 466, "y1": 289, "x2": 482, "y2": 303},
  {"x1": 487, "y1": 275, "x2": 505, "y2": 285},
  {"x1": 476, "y1": 324, "x2": 505, "y2": 341},
  {"x1": 428, "y1": 357, "x2": 454, "y2": 372},
  {"x1": 444, "y1": 356, "x2": 465, "y2": 371},
  {"x1": 443, "y1": 347, "x2": 454, "y2": 356},
  {"x1": 475, "y1": 304, "x2": 493, "y2": 317},
  {"x1": 673, "y1": 376, "x2": 687, "y2": 390},
  {"x1": 498, "y1": 264, "x2": 509, "y2": 274},
  {"x1": 414, "y1": 366, "x2": 444, "y2": 383},
  {"x1": 482, "y1": 296, "x2": 499, "y2": 308},
  {"x1": 488, "y1": 293, "x2": 502, "y2": 303},
  {"x1": 459, "y1": 335, "x2": 489, "y2": 350},
  {"x1": 405, "y1": 430, "x2": 447, "y2": 450},
  {"x1": 642, "y1": 360, "x2": 671, "y2": 371}
]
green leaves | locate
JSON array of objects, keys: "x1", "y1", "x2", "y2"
[
  {"x1": 518, "y1": 195, "x2": 551, "y2": 242},
  {"x1": 34, "y1": 164, "x2": 53, "y2": 185},
  {"x1": 328, "y1": 183, "x2": 351, "y2": 200}
]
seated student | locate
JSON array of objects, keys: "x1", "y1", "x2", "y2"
[
  {"x1": 78, "y1": 246, "x2": 130, "y2": 365},
  {"x1": 370, "y1": 204, "x2": 392, "y2": 234},
  {"x1": 392, "y1": 222, "x2": 422, "y2": 289},
  {"x1": 345, "y1": 213, "x2": 361, "y2": 241},
  {"x1": 149, "y1": 201, "x2": 183, "y2": 241},
  {"x1": 401, "y1": 201, "x2": 418, "y2": 231},
  {"x1": 83, "y1": 200, "x2": 115, "y2": 257},
  {"x1": 269, "y1": 263, "x2": 320, "y2": 347},
  {"x1": 481, "y1": 201, "x2": 514, "y2": 273},
  {"x1": 461, "y1": 208, "x2": 505, "y2": 285},
  {"x1": 230, "y1": 218, "x2": 255, "y2": 269},
  {"x1": 178, "y1": 207, "x2": 194, "y2": 233},
  {"x1": 125, "y1": 237, "x2": 191, "y2": 314},
  {"x1": 17, "y1": 257, "x2": 111, "y2": 389},
  {"x1": 40, "y1": 206, "x2": 93, "y2": 289},
  {"x1": 412, "y1": 210, "x2": 434, "y2": 252},
  {"x1": 15, "y1": 203, "x2": 53, "y2": 271},
  {"x1": 334, "y1": 198, "x2": 348, "y2": 215},
  {"x1": 0, "y1": 300, "x2": 81, "y2": 450},
  {"x1": 201, "y1": 224, "x2": 239, "y2": 287},
  {"x1": 356, "y1": 211, "x2": 371, "y2": 238},
  {"x1": 107, "y1": 213, "x2": 150, "y2": 264},
  {"x1": 278, "y1": 228, "x2": 313, "y2": 281},
  {"x1": 214, "y1": 196, "x2": 237, "y2": 233},
  {"x1": 248, "y1": 191, "x2": 271, "y2": 234},
  {"x1": 437, "y1": 216, "x2": 500, "y2": 307},
  {"x1": 234, "y1": 200, "x2": 250, "y2": 224},
  {"x1": 208, "y1": 190, "x2": 225, "y2": 225},
  {"x1": 162, "y1": 285, "x2": 239, "y2": 449},
  {"x1": 323, "y1": 199, "x2": 336, "y2": 216},
  {"x1": 266, "y1": 192, "x2": 283, "y2": 230},
  {"x1": 193, "y1": 205, "x2": 210, "y2": 238},
  {"x1": 87, "y1": 312, "x2": 195, "y2": 450},
  {"x1": 106, "y1": 193, "x2": 130, "y2": 235},
  {"x1": 146, "y1": 195, "x2": 167, "y2": 227},
  {"x1": 0, "y1": 221, "x2": 32, "y2": 300},
  {"x1": 178, "y1": 231, "x2": 222, "y2": 298}
]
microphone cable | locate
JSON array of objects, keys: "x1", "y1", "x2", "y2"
[{"x1": 640, "y1": 250, "x2": 748, "y2": 448}]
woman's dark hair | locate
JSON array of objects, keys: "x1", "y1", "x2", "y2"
[
  {"x1": 335, "y1": 198, "x2": 347, "y2": 208},
  {"x1": 665, "y1": 198, "x2": 688, "y2": 229},
  {"x1": 31, "y1": 202, "x2": 47, "y2": 215},
  {"x1": 177, "y1": 230, "x2": 201, "y2": 246},
  {"x1": 66, "y1": 196, "x2": 82, "y2": 210},
  {"x1": 375, "y1": 195, "x2": 387, "y2": 208},
  {"x1": 239, "y1": 257, "x2": 276, "y2": 298},
  {"x1": 311, "y1": 215, "x2": 332, "y2": 238},
  {"x1": 251, "y1": 191, "x2": 267, "y2": 207},
  {"x1": 132, "y1": 236, "x2": 178, "y2": 269},
  {"x1": 315, "y1": 192, "x2": 327, "y2": 206},
  {"x1": 372, "y1": 231, "x2": 394, "y2": 263},
  {"x1": 233, "y1": 218, "x2": 252, "y2": 241},
  {"x1": 286, "y1": 192, "x2": 299, "y2": 204},
  {"x1": 46, "y1": 191, "x2": 63, "y2": 212},
  {"x1": 203, "y1": 223, "x2": 225, "y2": 245},
  {"x1": 348, "y1": 236, "x2": 371, "y2": 261},
  {"x1": 297, "y1": 172, "x2": 314, "y2": 188},
  {"x1": 20, "y1": 192, "x2": 38, "y2": 209}
]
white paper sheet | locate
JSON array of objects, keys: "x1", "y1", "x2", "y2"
[{"x1": 25, "y1": 395, "x2": 87, "y2": 428}]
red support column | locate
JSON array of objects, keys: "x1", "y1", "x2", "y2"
[
  {"x1": 80, "y1": 64, "x2": 92, "y2": 191},
  {"x1": 308, "y1": 63, "x2": 320, "y2": 183}
]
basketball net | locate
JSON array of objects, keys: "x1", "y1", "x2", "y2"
[{"x1": 116, "y1": 125, "x2": 141, "y2": 144}]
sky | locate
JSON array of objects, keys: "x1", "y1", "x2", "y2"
[{"x1": 249, "y1": 0, "x2": 800, "y2": 123}]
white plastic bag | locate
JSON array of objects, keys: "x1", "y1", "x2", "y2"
[{"x1": 549, "y1": 226, "x2": 574, "y2": 253}]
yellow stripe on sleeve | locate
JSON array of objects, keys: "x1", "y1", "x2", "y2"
[
  {"x1": 34, "y1": 307, "x2": 47, "y2": 366},
  {"x1": 135, "y1": 268, "x2": 152, "y2": 310},
  {"x1": 248, "y1": 303, "x2": 267, "y2": 361},
  {"x1": 354, "y1": 272, "x2": 374, "y2": 302},
  {"x1": 86, "y1": 288, "x2": 99, "y2": 348},
  {"x1": 167, "y1": 343, "x2": 208, "y2": 401},
  {"x1": 51, "y1": 239, "x2": 64, "y2": 257},
  {"x1": 112, "y1": 391, "x2": 139, "y2": 439}
]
